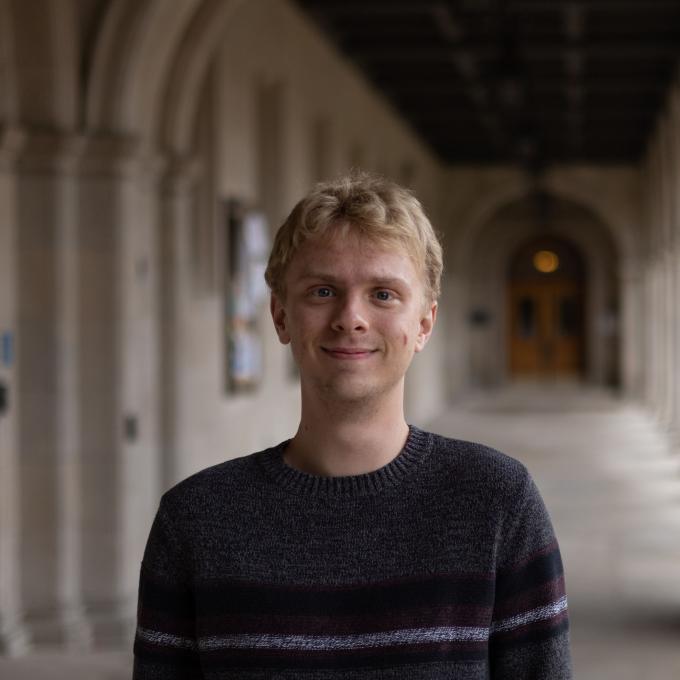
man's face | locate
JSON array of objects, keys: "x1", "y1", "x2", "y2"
[{"x1": 270, "y1": 228, "x2": 437, "y2": 406}]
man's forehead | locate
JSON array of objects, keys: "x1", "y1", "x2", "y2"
[
  {"x1": 297, "y1": 229, "x2": 413, "y2": 262},
  {"x1": 289, "y1": 237, "x2": 418, "y2": 277}
]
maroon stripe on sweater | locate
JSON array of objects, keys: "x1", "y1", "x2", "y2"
[
  {"x1": 492, "y1": 575, "x2": 566, "y2": 619},
  {"x1": 499, "y1": 539, "x2": 560, "y2": 573},
  {"x1": 194, "y1": 568, "x2": 496, "y2": 591},
  {"x1": 196, "y1": 603, "x2": 493, "y2": 636},
  {"x1": 137, "y1": 607, "x2": 196, "y2": 637}
]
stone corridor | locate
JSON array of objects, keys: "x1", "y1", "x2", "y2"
[
  {"x1": 430, "y1": 382, "x2": 680, "y2": 680},
  {"x1": 2, "y1": 383, "x2": 680, "y2": 679}
]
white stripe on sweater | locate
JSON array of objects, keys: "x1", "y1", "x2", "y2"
[{"x1": 490, "y1": 595, "x2": 569, "y2": 634}]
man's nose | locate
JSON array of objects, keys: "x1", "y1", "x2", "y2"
[{"x1": 330, "y1": 294, "x2": 368, "y2": 332}]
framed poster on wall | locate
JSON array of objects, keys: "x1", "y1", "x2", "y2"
[{"x1": 223, "y1": 199, "x2": 270, "y2": 393}]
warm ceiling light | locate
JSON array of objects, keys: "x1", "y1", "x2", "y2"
[{"x1": 533, "y1": 250, "x2": 559, "y2": 273}]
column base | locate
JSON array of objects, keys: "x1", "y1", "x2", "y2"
[
  {"x1": 84, "y1": 600, "x2": 135, "y2": 650},
  {"x1": 666, "y1": 425, "x2": 680, "y2": 456},
  {"x1": 23, "y1": 605, "x2": 92, "y2": 650},
  {"x1": 0, "y1": 617, "x2": 30, "y2": 656}
]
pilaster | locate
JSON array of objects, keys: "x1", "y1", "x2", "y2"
[
  {"x1": 0, "y1": 124, "x2": 29, "y2": 656},
  {"x1": 648, "y1": 138, "x2": 664, "y2": 420},
  {"x1": 658, "y1": 116, "x2": 676, "y2": 434},
  {"x1": 668, "y1": 87, "x2": 680, "y2": 449},
  {"x1": 14, "y1": 128, "x2": 91, "y2": 649},
  {"x1": 77, "y1": 134, "x2": 164, "y2": 647},
  {"x1": 158, "y1": 156, "x2": 203, "y2": 490},
  {"x1": 619, "y1": 257, "x2": 644, "y2": 401}
]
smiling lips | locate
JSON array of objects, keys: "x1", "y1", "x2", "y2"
[{"x1": 322, "y1": 347, "x2": 377, "y2": 359}]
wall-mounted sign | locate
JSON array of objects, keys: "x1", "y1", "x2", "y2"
[
  {"x1": 1, "y1": 331, "x2": 13, "y2": 367},
  {"x1": 468, "y1": 308, "x2": 491, "y2": 326},
  {"x1": 0, "y1": 381, "x2": 7, "y2": 416}
]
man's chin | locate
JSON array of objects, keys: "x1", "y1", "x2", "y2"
[{"x1": 319, "y1": 378, "x2": 389, "y2": 405}]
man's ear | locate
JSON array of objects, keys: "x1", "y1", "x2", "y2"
[
  {"x1": 414, "y1": 300, "x2": 437, "y2": 353},
  {"x1": 270, "y1": 292, "x2": 291, "y2": 345}
]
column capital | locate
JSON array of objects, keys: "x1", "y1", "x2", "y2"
[
  {"x1": 15, "y1": 129, "x2": 87, "y2": 175},
  {"x1": 619, "y1": 256, "x2": 643, "y2": 283},
  {"x1": 0, "y1": 125, "x2": 26, "y2": 171},
  {"x1": 161, "y1": 154, "x2": 204, "y2": 196},
  {"x1": 17, "y1": 131, "x2": 168, "y2": 181},
  {"x1": 78, "y1": 133, "x2": 160, "y2": 179}
]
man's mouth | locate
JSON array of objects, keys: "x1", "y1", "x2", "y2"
[{"x1": 321, "y1": 347, "x2": 377, "y2": 359}]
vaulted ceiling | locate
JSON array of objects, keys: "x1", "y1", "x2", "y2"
[{"x1": 295, "y1": 0, "x2": 680, "y2": 167}]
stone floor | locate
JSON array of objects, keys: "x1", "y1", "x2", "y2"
[
  {"x1": 2, "y1": 381, "x2": 680, "y2": 679},
  {"x1": 430, "y1": 381, "x2": 680, "y2": 680}
]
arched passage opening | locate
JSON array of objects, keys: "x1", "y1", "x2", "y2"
[
  {"x1": 464, "y1": 193, "x2": 619, "y2": 389},
  {"x1": 507, "y1": 234, "x2": 586, "y2": 379}
]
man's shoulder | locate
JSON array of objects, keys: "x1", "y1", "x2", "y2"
[
  {"x1": 427, "y1": 429, "x2": 531, "y2": 493},
  {"x1": 159, "y1": 443, "x2": 279, "y2": 509}
]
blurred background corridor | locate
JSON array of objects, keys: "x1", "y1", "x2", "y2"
[{"x1": 2, "y1": 0, "x2": 680, "y2": 677}]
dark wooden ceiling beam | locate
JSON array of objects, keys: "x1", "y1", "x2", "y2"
[
  {"x1": 421, "y1": 3, "x2": 508, "y2": 150},
  {"x1": 512, "y1": 0, "x2": 680, "y2": 10},
  {"x1": 408, "y1": 113, "x2": 655, "y2": 125},
  {"x1": 303, "y1": 0, "x2": 680, "y2": 12},
  {"x1": 375, "y1": 79, "x2": 666, "y2": 94},
  {"x1": 295, "y1": 0, "x2": 674, "y2": 164},
  {"x1": 298, "y1": 1, "x2": 440, "y2": 15},
  {"x1": 351, "y1": 43, "x2": 680, "y2": 61},
  {"x1": 430, "y1": 126, "x2": 649, "y2": 136},
  {"x1": 563, "y1": 3, "x2": 585, "y2": 154}
]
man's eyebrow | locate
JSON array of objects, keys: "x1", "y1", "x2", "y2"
[{"x1": 297, "y1": 273, "x2": 409, "y2": 287}]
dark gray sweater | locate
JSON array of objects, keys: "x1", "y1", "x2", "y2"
[{"x1": 133, "y1": 425, "x2": 572, "y2": 679}]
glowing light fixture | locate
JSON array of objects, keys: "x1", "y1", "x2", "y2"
[{"x1": 533, "y1": 250, "x2": 559, "y2": 273}]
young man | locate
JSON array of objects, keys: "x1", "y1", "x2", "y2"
[{"x1": 133, "y1": 172, "x2": 572, "y2": 679}]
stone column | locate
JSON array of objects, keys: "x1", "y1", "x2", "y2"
[
  {"x1": 15, "y1": 130, "x2": 91, "y2": 648},
  {"x1": 0, "y1": 125, "x2": 29, "y2": 655},
  {"x1": 158, "y1": 157, "x2": 201, "y2": 491},
  {"x1": 642, "y1": 250, "x2": 656, "y2": 409},
  {"x1": 447, "y1": 271, "x2": 473, "y2": 396},
  {"x1": 659, "y1": 116, "x2": 675, "y2": 433},
  {"x1": 649, "y1": 140, "x2": 665, "y2": 420},
  {"x1": 668, "y1": 87, "x2": 680, "y2": 447},
  {"x1": 649, "y1": 131, "x2": 664, "y2": 420},
  {"x1": 77, "y1": 135, "x2": 163, "y2": 647},
  {"x1": 675, "y1": 220, "x2": 680, "y2": 449},
  {"x1": 640, "y1": 151, "x2": 655, "y2": 410},
  {"x1": 619, "y1": 256, "x2": 644, "y2": 401}
]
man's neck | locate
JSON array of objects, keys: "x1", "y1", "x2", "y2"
[{"x1": 283, "y1": 391, "x2": 410, "y2": 478}]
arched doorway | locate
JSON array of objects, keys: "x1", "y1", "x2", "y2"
[{"x1": 507, "y1": 236, "x2": 586, "y2": 379}]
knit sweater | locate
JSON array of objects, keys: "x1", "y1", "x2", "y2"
[{"x1": 133, "y1": 425, "x2": 572, "y2": 679}]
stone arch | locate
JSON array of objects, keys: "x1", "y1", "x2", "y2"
[
  {"x1": 542, "y1": 166, "x2": 640, "y2": 266},
  {"x1": 86, "y1": 0, "x2": 202, "y2": 137},
  {"x1": 447, "y1": 169, "x2": 533, "y2": 273},
  {"x1": 448, "y1": 167, "x2": 639, "y2": 277},
  {"x1": 86, "y1": 0, "x2": 248, "y2": 145},
  {"x1": 463, "y1": 193, "x2": 621, "y2": 388},
  {"x1": 7, "y1": 0, "x2": 78, "y2": 128},
  {"x1": 0, "y1": 0, "x2": 18, "y2": 125},
  {"x1": 160, "y1": 0, "x2": 246, "y2": 155}
]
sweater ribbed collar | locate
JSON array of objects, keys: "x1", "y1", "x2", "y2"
[{"x1": 257, "y1": 425, "x2": 432, "y2": 498}]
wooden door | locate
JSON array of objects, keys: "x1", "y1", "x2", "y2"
[{"x1": 509, "y1": 279, "x2": 584, "y2": 377}]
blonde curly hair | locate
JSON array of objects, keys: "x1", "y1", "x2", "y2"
[{"x1": 264, "y1": 171, "x2": 443, "y2": 303}]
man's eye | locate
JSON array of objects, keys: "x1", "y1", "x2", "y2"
[
  {"x1": 313, "y1": 287, "x2": 334, "y2": 298},
  {"x1": 375, "y1": 290, "x2": 393, "y2": 301}
]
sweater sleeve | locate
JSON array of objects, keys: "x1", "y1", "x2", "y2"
[
  {"x1": 489, "y1": 469, "x2": 573, "y2": 679},
  {"x1": 133, "y1": 498, "x2": 203, "y2": 679}
]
